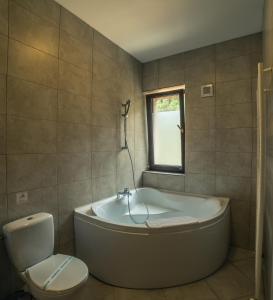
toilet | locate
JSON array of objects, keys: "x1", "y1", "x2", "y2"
[{"x1": 3, "y1": 212, "x2": 89, "y2": 300}]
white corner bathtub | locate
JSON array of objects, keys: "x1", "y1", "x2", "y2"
[{"x1": 74, "y1": 188, "x2": 230, "y2": 289}]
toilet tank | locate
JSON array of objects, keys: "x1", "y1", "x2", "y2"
[{"x1": 3, "y1": 213, "x2": 54, "y2": 272}]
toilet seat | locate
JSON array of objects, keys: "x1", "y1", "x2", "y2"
[{"x1": 25, "y1": 254, "x2": 88, "y2": 295}]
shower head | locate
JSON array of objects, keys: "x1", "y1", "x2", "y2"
[{"x1": 122, "y1": 100, "x2": 131, "y2": 117}]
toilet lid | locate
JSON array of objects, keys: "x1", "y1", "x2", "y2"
[{"x1": 26, "y1": 254, "x2": 88, "y2": 293}]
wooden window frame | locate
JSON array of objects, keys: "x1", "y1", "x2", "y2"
[{"x1": 146, "y1": 89, "x2": 185, "y2": 173}]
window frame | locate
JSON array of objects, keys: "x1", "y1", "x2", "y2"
[{"x1": 146, "y1": 89, "x2": 185, "y2": 174}]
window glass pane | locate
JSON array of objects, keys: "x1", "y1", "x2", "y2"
[{"x1": 152, "y1": 94, "x2": 181, "y2": 166}]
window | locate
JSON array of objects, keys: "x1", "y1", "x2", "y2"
[{"x1": 146, "y1": 89, "x2": 185, "y2": 173}]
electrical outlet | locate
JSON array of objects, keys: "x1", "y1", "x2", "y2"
[{"x1": 16, "y1": 192, "x2": 28, "y2": 205}]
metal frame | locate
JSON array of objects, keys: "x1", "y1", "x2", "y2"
[{"x1": 146, "y1": 89, "x2": 185, "y2": 173}]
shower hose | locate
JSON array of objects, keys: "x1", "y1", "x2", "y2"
[{"x1": 123, "y1": 114, "x2": 149, "y2": 224}]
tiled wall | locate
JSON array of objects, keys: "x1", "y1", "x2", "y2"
[
  {"x1": 0, "y1": 0, "x2": 147, "y2": 297},
  {"x1": 142, "y1": 33, "x2": 262, "y2": 250},
  {"x1": 263, "y1": 0, "x2": 273, "y2": 298}
]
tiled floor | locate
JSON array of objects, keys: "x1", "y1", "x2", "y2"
[{"x1": 78, "y1": 247, "x2": 258, "y2": 300}]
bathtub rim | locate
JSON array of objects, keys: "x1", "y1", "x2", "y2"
[{"x1": 74, "y1": 188, "x2": 230, "y2": 235}]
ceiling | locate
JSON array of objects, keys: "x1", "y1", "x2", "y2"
[{"x1": 56, "y1": 0, "x2": 264, "y2": 62}]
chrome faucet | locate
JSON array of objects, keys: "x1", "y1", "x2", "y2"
[{"x1": 117, "y1": 187, "x2": 131, "y2": 200}]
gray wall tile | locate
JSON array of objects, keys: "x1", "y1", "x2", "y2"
[
  {"x1": 59, "y1": 60, "x2": 90, "y2": 97},
  {"x1": 91, "y1": 151, "x2": 116, "y2": 178},
  {"x1": 92, "y1": 126, "x2": 117, "y2": 151},
  {"x1": 159, "y1": 53, "x2": 184, "y2": 72},
  {"x1": 7, "y1": 117, "x2": 56, "y2": 153},
  {"x1": 92, "y1": 77, "x2": 120, "y2": 105},
  {"x1": 216, "y1": 103, "x2": 252, "y2": 128},
  {"x1": 0, "y1": 155, "x2": 6, "y2": 193},
  {"x1": 251, "y1": 50, "x2": 262, "y2": 78},
  {"x1": 0, "y1": 0, "x2": 8, "y2": 36},
  {"x1": 143, "y1": 75, "x2": 158, "y2": 91},
  {"x1": 135, "y1": 148, "x2": 148, "y2": 172},
  {"x1": 216, "y1": 35, "x2": 252, "y2": 61},
  {"x1": 0, "y1": 194, "x2": 7, "y2": 228},
  {"x1": 142, "y1": 61, "x2": 158, "y2": 91},
  {"x1": 143, "y1": 61, "x2": 158, "y2": 78},
  {"x1": 58, "y1": 179, "x2": 91, "y2": 244},
  {"x1": 0, "y1": 114, "x2": 6, "y2": 154},
  {"x1": 7, "y1": 186, "x2": 58, "y2": 222},
  {"x1": 185, "y1": 61, "x2": 215, "y2": 86},
  {"x1": 93, "y1": 30, "x2": 119, "y2": 61},
  {"x1": 1, "y1": 3, "x2": 148, "y2": 294},
  {"x1": 9, "y1": 2, "x2": 59, "y2": 56},
  {"x1": 7, "y1": 154, "x2": 57, "y2": 192},
  {"x1": 142, "y1": 34, "x2": 260, "y2": 250},
  {"x1": 142, "y1": 172, "x2": 158, "y2": 188},
  {"x1": 58, "y1": 90, "x2": 90, "y2": 124},
  {"x1": 57, "y1": 122, "x2": 90, "y2": 153},
  {"x1": 0, "y1": 35, "x2": 7, "y2": 75},
  {"x1": 188, "y1": 151, "x2": 215, "y2": 175},
  {"x1": 215, "y1": 152, "x2": 252, "y2": 177},
  {"x1": 157, "y1": 174, "x2": 185, "y2": 192},
  {"x1": 185, "y1": 173, "x2": 215, "y2": 195},
  {"x1": 7, "y1": 76, "x2": 57, "y2": 120},
  {"x1": 216, "y1": 80, "x2": 252, "y2": 105},
  {"x1": 187, "y1": 130, "x2": 215, "y2": 152},
  {"x1": 0, "y1": 74, "x2": 6, "y2": 113},
  {"x1": 184, "y1": 45, "x2": 215, "y2": 68},
  {"x1": 229, "y1": 197, "x2": 251, "y2": 249},
  {"x1": 92, "y1": 175, "x2": 116, "y2": 202},
  {"x1": 91, "y1": 100, "x2": 117, "y2": 128},
  {"x1": 116, "y1": 164, "x2": 134, "y2": 191},
  {"x1": 158, "y1": 69, "x2": 185, "y2": 89},
  {"x1": 216, "y1": 55, "x2": 251, "y2": 82},
  {"x1": 158, "y1": 54, "x2": 184, "y2": 88},
  {"x1": 13, "y1": 0, "x2": 60, "y2": 26},
  {"x1": 186, "y1": 104, "x2": 215, "y2": 130},
  {"x1": 58, "y1": 153, "x2": 91, "y2": 184},
  {"x1": 186, "y1": 85, "x2": 215, "y2": 107},
  {"x1": 216, "y1": 175, "x2": 251, "y2": 201},
  {"x1": 216, "y1": 128, "x2": 252, "y2": 152},
  {"x1": 59, "y1": 29, "x2": 92, "y2": 70},
  {"x1": 8, "y1": 40, "x2": 58, "y2": 88},
  {"x1": 93, "y1": 50, "x2": 120, "y2": 83},
  {"x1": 60, "y1": 7, "x2": 91, "y2": 42}
]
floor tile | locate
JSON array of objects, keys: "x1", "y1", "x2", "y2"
[
  {"x1": 228, "y1": 247, "x2": 255, "y2": 262},
  {"x1": 232, "y1": 258, "x2": 255, "y2": 282},
  {"x1": 80, "y1": 276, "x2": 116, "y2": 300},
  {"x1": 115, "y1": 287, "x2": 166, "y2": 300},
  {"x1": 163, "y1": 281, "x2": 217, "y2": 300},
  {"x1": 206, "y1": 263, "x2": 254, "y2": 300}
]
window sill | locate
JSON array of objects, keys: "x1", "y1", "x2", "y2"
[{"x1": 143, "y1": 170, "x2": 185, "y2": 176}]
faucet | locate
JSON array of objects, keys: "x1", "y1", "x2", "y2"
[{"x1": 117, "y1": 187, "x2": 131, "y2": 200}]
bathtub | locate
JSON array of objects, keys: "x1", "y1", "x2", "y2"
[{"x1": 74, "y1": 187, "x2": 230, "y2": 289}]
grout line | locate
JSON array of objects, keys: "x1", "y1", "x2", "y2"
[
  {"x1": 204, "y1": 280, "x2": 221, "y2": 300},
  {"x1": 9, "y1": 36, "x2": 59, "y2": 59},
  {"x1": 90, "y1": 27, "x2": 94, "y2": 203},
  {"x1": 56, "y1": 6, "x2": 61, "y2": 252},
  {"x1": 230, "y1": 259, "x2": 255, "y2": 282},
  {"x1": 8, "y1": 35, "x2": 98, "y2": 74},
  {"x1": 5, "y1": 0, "x2": 10, "y2": 222},
  {"x1": 10, "y1": 0, "x2": 60, "y2": 29}
]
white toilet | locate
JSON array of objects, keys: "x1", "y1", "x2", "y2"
[{"x1": 3, "y1": 212, "x2": 89, "y2": 300}]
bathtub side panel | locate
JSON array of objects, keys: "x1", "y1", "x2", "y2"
[{"x1": 74, "y1": 207, "x2": 230, "y2": 289}]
